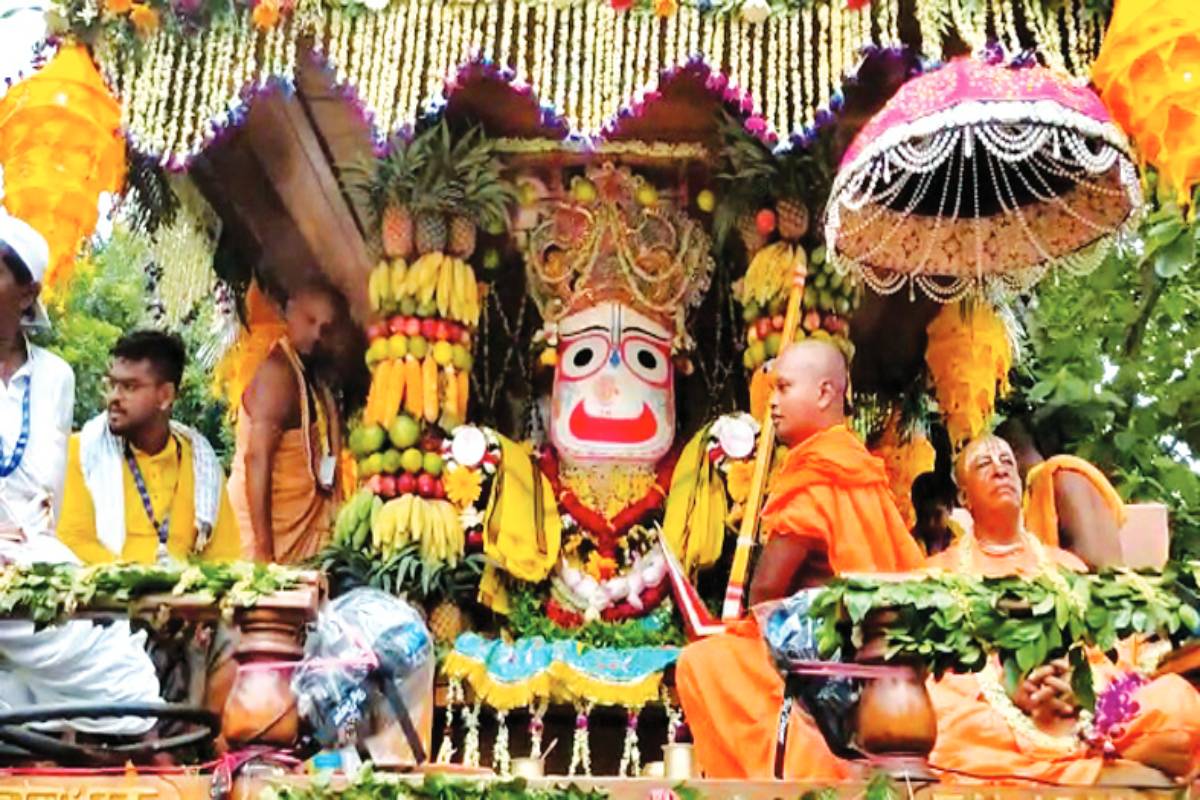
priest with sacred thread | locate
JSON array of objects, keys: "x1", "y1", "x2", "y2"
[
  {"x1": 925, "y1": 435, "x2": 1200, "y2": 783},
  {"x1": 676, "y1": 339, "x2": 925, "y2": 779},
  {"x1": 0, "y1": 214, "x2": 161, "y2": 733},
  {"x1": 57, "y1": 330, "x2": 242, "y2": 564}
]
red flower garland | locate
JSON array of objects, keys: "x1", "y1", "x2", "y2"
[{"x1": 538, "y1": 446, "x2": 678, "y2": 558}]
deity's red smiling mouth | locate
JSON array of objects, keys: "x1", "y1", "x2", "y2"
[{"x1": 568, "y1": 402, "x2": 658, "y2": 443}]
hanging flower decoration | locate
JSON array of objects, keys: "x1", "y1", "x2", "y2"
[
  {"x1": 1092, "y1": 0, "x2": 1200, "y2": 204},
  {"x1": 104, "y1": 0, "x2": 131, "y2": 13},
  {"x1": 740, "y1": 0, "x2": 770, "y2": 24},
  {"x1": 870, "y1": 415, "x2": 935, "y2": 528},
  {"x1": 128, "y1": 2, "x2": 160, "y2": 34},
  {"x1": 0, "y1": 44, "x2": 124, "y2": 295},
  {"x1": 654, "y1": 0, "x2": 678, "y2": 17},
  {"x1": 924, "y1": 302, "x2": 1013, "y2": 448},
  {"x1": 826, "y1": 58, "x2": 1142, "y2": 303},
  {"x1": 251, "y1": 0, "x2": 281, "y2": 30}
]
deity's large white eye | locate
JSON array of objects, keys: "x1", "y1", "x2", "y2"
[
  {"x1": 559, "y1": 334, "x2": 610, "y2": 381},
  {"x1": 621, "y1": 337, "x2": 670, "y2": 386}
]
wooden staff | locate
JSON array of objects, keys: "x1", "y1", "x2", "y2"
[{"x1": 720, "y1": 248, "x2": 807, "y2": 622}]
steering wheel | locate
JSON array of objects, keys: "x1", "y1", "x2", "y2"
[{"x1": 0, "y1": 703, "x2": 219, "y2": 766}]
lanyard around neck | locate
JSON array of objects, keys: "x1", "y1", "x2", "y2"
[
  {"x1": 0, "y1": 379, "x2": 31, "y2": 478},
  {"x1": 124, "y1": 435, "x2": 182, "y2": 545}
]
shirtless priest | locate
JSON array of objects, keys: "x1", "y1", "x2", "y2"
[
  {"x1": 675, "y1": 340, "x2": 925, "y2": 779},
  {"x1": 926, "y1": 435, "x2": 1200, "y2": 783}
]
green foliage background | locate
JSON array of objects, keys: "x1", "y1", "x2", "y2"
[
  {"x1": 1011, "y1": 172, "x2": 1200, "y2": 558},
  {"x1": 30, "y1": 226, "x2": 233, "y2": 464}
]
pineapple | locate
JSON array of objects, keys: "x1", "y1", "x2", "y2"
[
  {"x1": 382, "y1": 204, "x2": 414, "y2": 258},
  {"x1": 776, "y1": 198, "x2": 809, "y2": 242},
  {"x1": 737, "y1": 213, "x2": 766, "y2": 256},
  {"x1": 415, "y1": 212, "x2": 448, "y2": 255},
  {"x1": 428, "y1": 600, "x2": 467, "y2": 645},
  {"x1": 447, "y1": 216, "x2": 477, "y2": 258}
]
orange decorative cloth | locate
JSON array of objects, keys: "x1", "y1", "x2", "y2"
[
  {"x1": 1092, "y1": 0, "x2": 1200, "y2": 203},
  {"x1": 676, "y1": 425, "x2": 923, "y2": 779},
  {"x1": 0, "y1": 45, "x2": 124, "y2": 294},
  {"x1": 1023, "y1": 455, "x2": 1126, "y2": 548},
  {"x1": 227, "y1": 341, "x2": 340, "y2": 563},
  {"x1": 926, "y1": 534, "x2": 1200, "y2": 784}
]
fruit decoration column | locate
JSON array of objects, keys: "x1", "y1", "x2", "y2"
[{"x1": 334, "y1": 123, "x2": 508, "y2": 645}]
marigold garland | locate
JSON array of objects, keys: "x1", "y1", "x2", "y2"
[{"x1": 925, "y1": 302, "x2": 1013, "y2": 448}]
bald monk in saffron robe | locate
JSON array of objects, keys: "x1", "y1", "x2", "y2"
[
  {"x1": 228, "y1": 284, "x2": 344, "y2": 563},
  {"x1": 675, "y1": 341, "x2": 925, "y2": 780},
  {"x1": 996, "y1": 418, "x2": 1124, "y2": 569},
  {"x1": 926, "y1": 436, "x2": 1200, "y2": 784}
]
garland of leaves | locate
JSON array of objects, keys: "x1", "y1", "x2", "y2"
[
  {"x1": 809, "y1": 566, "x2": 1200, "y2": 708},
  {"x1": 262, "y1": 766, "x2": 900, "y2": 800},
  {"x1": 0, "y1": 561, "x2": 302, "y2": 626},
  {"x1": 507, "y1": 586, "x2": 684, "y2": 650}
]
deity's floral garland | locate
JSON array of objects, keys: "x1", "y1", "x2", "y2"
[{"x1": 51, "y1": 0, "x2": 1104, "y2": 169}]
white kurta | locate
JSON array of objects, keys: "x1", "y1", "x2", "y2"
[{"x1": 0, "y1": 341, "x2": 161, "y2": 735}]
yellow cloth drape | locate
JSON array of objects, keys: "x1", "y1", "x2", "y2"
[
  {"x1": 477, "y1": 435, "x2": 562, "y2": 612},
  {"x1": 1023, "y1": 454, "x2": 1127, "y2": 548},
  {"x1": 661, "y1": 424, "x2": 727, "y2": 573},
  {"x1": 57, "y1": 434, "x2": 242, "y2": 564}
]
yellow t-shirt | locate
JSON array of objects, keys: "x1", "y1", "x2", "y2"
[{"x1": 57, "y1": 433, "x2": 243, "y2": 564}]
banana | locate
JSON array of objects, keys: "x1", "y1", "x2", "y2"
[
  {"x1": 422, "y1": 355, "x2": 439, "y2": 423},
  {"x1": 392, "y1": 494, "x2": 414, "y2": 546},
  {"x1": 368, "y1": 267, "x2": 382, "y2": 312},
  {"x1": 404, "y1": 356, "x2": 423, "y2": 418},
  {"x1": 436, "y1": 255, "x2": 454, "y2": 318},
  {"x1": 409, "y1": 496, "x2": 427, "y2": 544},
  {"x1": 419, "y1": 253, "x2": 442, "y2": 306},
  {"x1": 443, "y1": 366, "x2": 458, "y2": 427},
  {"x1": 390, "y1": 258, "x2": 408, "y2": 301}
]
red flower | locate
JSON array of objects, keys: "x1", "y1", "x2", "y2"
[
  {"x1": 846, "y1": 0, "x2": 870, "y2": 8},
  {"x1": 610, "y1": 0, "x2": 633, "y2": 10}
]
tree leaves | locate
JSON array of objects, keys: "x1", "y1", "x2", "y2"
[{"x1": 809, "y1": 568, "x2": 1200, "y2": 708}]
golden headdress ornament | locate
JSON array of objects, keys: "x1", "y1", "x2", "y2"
[{"x1": 524, "y1": 163, "x2": 715, "y2": 352}]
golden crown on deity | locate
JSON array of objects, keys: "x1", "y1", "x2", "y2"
[{"x1": 523, "y1": 163, "x2": 715, "y2": 351}]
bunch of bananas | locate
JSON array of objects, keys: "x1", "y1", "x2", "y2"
[
  {"x1": 369, "y1": 254, "x2": 481, "y2": 326},
  {"x1": 333, "y1": 488, "x2": 381, "y2": 550},
  {"x1": 369, "y1": 494, "x2": 464, "y2": 564},
  {"x1": 737, "y1": 242, "x2": 802, "y2": 310}
]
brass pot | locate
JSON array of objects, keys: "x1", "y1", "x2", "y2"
[{"x1": 855, "y1": 673, "x2": 937, "y2": 757}]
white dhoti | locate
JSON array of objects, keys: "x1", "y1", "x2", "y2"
[{"x1": 0, "y1": 535, "x2": 161, "y2": 735}]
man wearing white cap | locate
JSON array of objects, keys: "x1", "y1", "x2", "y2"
[{"x1": 0, "y1": 213, "x2": 161, "y2": 736}]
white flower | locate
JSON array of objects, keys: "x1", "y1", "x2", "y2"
[
  {"x1": 459, "y1": 506, "x2": 484, "y2": 530},
  {"x1": 359, "y1": 0, "x2": 389, "y2": 10},
  {"x1": 740, "y1": 0, "x2": 770, "y2": 24}
]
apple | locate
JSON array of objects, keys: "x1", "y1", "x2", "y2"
[
  {"x1": 755, "y1": 208, "x2": 777, "y2": 235},
  {"x1": 379, "y1": 475, "x2": 397, "y2": 498},
  {"x1": 366, "y1": 474, "x2": 383, "y2": 494},
  {"x1": 432, "y1": 477, "x2": 446, "y2": 499},
  {"x1": 466, "y1": 531, "x2": 484, "y2": 550},
  {"x1": 416, "y1": 473, "x2": 436, "y2": 498},
  {"x1": 396, "y1": 473, "x2": 417, "y2": 495},
  {"x1": 420, "y1": 318, "x2": 439, "y2": 340},
  {"x1": 401, "y1": 447, "x2": 424, "y2": 474},
  {"x1": 772, "y1": 315, "x2": 785, "y2": 331},
  {"x1": 403, "y1": 317, "x2": 421, "y2": 337},
  {"x1": 366, "y1": 322, "x2": 388, "y2": 341},
  {"x1": 388, "y1": 316, "x2": 406, "y2": 335},
  {"x1": 755, "y1": 317, "x2": 773, "y2": 340},
  {"x1": 434, "y1": 320, "x2": 450, "y2": 341}
]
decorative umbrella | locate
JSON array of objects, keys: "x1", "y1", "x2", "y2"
[
  {"x1": 825, "y1": 58, "x2": 1142, "y2": 302},
  {"x1": 1092, "y1": 0, "x2": 1200, "y2": 203}
]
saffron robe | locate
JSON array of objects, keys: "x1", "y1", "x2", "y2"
[
  {"x1": 926, "y1": 537, "x2": 1200, "y2": 784},
  {"x1": 676, "y1": 425, "x2": 924, "y2": 779}
]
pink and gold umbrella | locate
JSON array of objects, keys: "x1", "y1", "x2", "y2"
[{"x1": 825, "y1": 58, "x2": 1142, "y2": 302}]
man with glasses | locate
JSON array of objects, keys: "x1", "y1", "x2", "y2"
[{"x1": 57, "y1": 330, "x2": 242, "y2": 564}]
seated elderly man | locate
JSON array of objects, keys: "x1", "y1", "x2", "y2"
[{"x1": 925, "y1": 435, "x2": 1200, "y2": 784}]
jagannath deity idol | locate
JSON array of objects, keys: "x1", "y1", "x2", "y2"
[{"x1": 443, "y1": 163, "x2": 757, "y2": 721}]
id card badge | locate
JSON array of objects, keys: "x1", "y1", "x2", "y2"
[{"x1": 319, "y1": 455, "x2": 337, "y2": 489}]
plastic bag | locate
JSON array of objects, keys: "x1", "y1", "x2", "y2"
[{"x1": 292, "y1": 588, "x2": 433, "y2": 756}]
